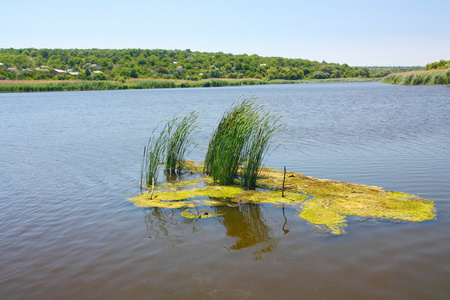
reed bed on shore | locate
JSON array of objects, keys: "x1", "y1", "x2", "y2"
[
  {"x1": 0, "y1": 79, "x2": 269, "y2": 93},
  {"x1": 0, "y1": 77, "x2": 379, "y2": 93},
  {"x1": 382, "y1": 69, "x2": 450, "y2": 85}
]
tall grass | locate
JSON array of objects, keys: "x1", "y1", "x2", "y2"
[
  {"x1": 241, "y1": 112, "x2": 284, "y2": 189},
  {"x1": 204, "y1": 99, "x2": 284, "y2": 189},
  {"x1": 0, "y1": 79, "x2": 269, "y2": 93},
  {"x1": 382, "y1": 70, "x2": 450, "y2": 85},
  {"x1": 166, "y1": 112, "x2": 199, "y2": 174},
  {"x1": 140, "y1": 126, "x2": 169, "y2": 188},
  {"x1": 140, "y1": 112, "x2": 199, "y2": 188},
  {"x1": 204, "y1": 100, "x2": 259, "y2": 185}
]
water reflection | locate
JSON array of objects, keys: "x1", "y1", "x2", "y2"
[
  {"x1": 144, "y1": 208, "x2": 203, "y2": 248},
  {"x1": 215, "y1": 203, "x2": 277, "y2": 252},
  {"x1": 144, "y1": 201, "x2": 284, "y2": 259}
]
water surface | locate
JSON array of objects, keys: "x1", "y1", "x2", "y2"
[{"x1": 1, "y1": 82, "x2": 449, "y2": 299}]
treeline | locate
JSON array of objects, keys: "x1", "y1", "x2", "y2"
[
  {"x1": 0, "y1": 48, "x2": 421, "y2": 82},
  {"x1": 426, "y1": 59, "x2": 450, "y2": 70}
]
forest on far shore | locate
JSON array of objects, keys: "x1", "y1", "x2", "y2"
[{"x1": 0, "y1": 48, "x2": 425, "y2": 81}]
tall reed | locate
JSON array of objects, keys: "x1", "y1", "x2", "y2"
[
  {"x1": 165, "y1": 111, "x2": 199, "y2": 174},
  {"x1": 241, "y1": 112, "x2": 284, "y2": 189},
  {"x1": 140, "y1": 126, "x2": 169, "y2": 188},
  {"x1": 382, "y1": 70, "x2": 450, "y2": 85},
  {"x1": 204, "y1": 99, "x2": 284, "y2": 189},
  {"x1": 140, "y1": 111, "x2": 199, "y2": 188}
]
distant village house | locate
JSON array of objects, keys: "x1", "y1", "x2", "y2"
[
  {"x1": 52, "y1": 69, "x2": 66, "y2": 76},
  {"x1": 91, "y1": 70, "x2": 103, "y2": 76},
  {"x1": 84, "y1": 63, "x2": 100, "y2": 70}
]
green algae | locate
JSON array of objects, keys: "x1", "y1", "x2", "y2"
[
  {"x1": 181, "y1": 209, "x2": 221, "y2": 219},
  {"x1": 128, "y1": 165, "x2": 436, "y2": 235}
]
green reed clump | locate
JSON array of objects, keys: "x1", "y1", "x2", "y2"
[
  {"x1": 141, "y1": 126, "x2": 169, "y2": 188},
  {"x1": 140, "y1": 112, "x2": 199, "y2": 188},
  {"x1": 382, "y1": 70, "x2": 450, "y2": 85},
  {"x1": 204, "y1": 99, "x2": 284, "y2": 189},
  {"x1": 166, "y1": 112, "x2": 199, "y2": 174},
  {"x1": 204, "y1": 100, "x2": 259, "y2": 185},
  {"x1": 241, "y1": 113, "x2": 284, "y2": 189}
]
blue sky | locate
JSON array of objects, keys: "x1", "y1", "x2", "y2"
[{"x1": 2, "y1": 0, "x2": 449, "y2": 66}]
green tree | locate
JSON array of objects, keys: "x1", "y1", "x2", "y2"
[{"x1": 130, "y1": 68, "x2": 138, "y2": 78}]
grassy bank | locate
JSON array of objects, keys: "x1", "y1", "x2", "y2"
[
  {"x1": 0, "y1": 77, "x2": 378, "y2": 93},
  {"x1": 382, "y1": 69, "x2": 450, "y2": 85},
  {"x1": 0, "y1": 78, "x2": 268, "y2": 93}
]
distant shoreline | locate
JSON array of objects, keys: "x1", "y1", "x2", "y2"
[
  {"x1": 381, "y1": 69, "x2": 449, "y2": 85},
  {"x1": 0, "y1": 77, "x2": 379, "y2": 93}
]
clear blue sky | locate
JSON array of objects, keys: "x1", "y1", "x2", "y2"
[{"x1": 2, "y1": 0, "x2": 449, "y2": 66}]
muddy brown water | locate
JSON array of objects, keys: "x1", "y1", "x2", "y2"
[{"x1": 1, "y1": 83, "x2": 449, "y2": 299}]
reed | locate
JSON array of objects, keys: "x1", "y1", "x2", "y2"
[
  {"x1": 165, "y1": 111, "x2": 199, "y2": 174},
  {"x1": 140, "y1": 111, "x2": 199, "y2": 188},
  {"x1": 382, "y1": 70, "x2": 450, "y2": 85},
  {"x1": 0, "y1": 78, "x2": 269, "y2": 93},
  {"x1": 204, "y1": 99, "x2": 284, "y2": 189},
  {"x1": 241, "y1": 112, "x2": 285, "y2": 189},
  {"x1": 140, "y1": 126, "x2": 169, "y2": 188},
  {"x1": 204, "y1": 100, "x2": 257, "y2": 185}
]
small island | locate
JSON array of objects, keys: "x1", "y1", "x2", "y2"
[
  {"x1": 129, "y1": 163, "x2": 435, "y2": 235},
  {"x1": 128, "y1": 100, "x2": 435, "y2": 235}
]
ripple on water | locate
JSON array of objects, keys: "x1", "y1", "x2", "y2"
[{"x1": 1, "y1": 83, "x2": 449, "y2": 299}]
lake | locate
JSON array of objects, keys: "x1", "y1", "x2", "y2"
[{"x1": 1, "y1": 82, "x2": 449, "y2": 299}]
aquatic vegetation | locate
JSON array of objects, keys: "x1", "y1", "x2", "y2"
[
  {"x1": 134, "y1": 99, "x2": 434, "y2": 235},
  {"x1": 0, "y1": 78, "x2": 270, "y2": 93},
  {"x1": 140, "y1": 112, "x2": 199, "y2": 188},
  {"x1": 181, "y1": 209, "x2": 221, "y2": 219},
  {"x1": 165, "y1": 112, "x2": 199, "y2": 174},
  {"x1": 382, "y1": 69, "x2": 450, "y2": 85},
  {"x1": 241, "y1": 112, "x2": 284, "y2": 189},
  {"x1": 129, "y1": 165, "x2": 436, "y2": 235},
  {"x1": 257, "y1": 167, "x2": 436, "y2": 234},
  {"x1": 204, "y1": 99, "x2": 284, "y2": 189},
  {"x1": 140, "y1": 126, "x2": 169, "y2": 188}
]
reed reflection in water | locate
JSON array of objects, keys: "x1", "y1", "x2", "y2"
[{"x1": 144, "y1": 201, "x2": 293, "y2": 260}]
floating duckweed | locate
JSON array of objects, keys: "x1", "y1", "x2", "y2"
[
  {"x1": 128, "y1": 165, "x2": 436, "y2": 235},
  {"x1": 234, "y1": 190, "x2": 310, "y2": 205},
  {"x1": 299, "y1": 198, "x2": 347, "y2": 235},
  {"x1": 181, "y1": 209, "x2": 221, "y2": 219},
  {"x1": 160, "y1": 179, "x2": 201, "y2": 190}
]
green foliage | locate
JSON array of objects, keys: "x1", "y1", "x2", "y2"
[
  {"x1": 165, "y1": 112, "x2": 199, "y2": 174},
  {"x1": 0, "y1": 48, "x2": 409, "y2": 82},
  {"x1": 93, "y1": 72, "x2": 107, "y2": 80},
  {"x1": 140, "y1": 112, "x2": 199, "y2": 187},
  {"x1": 204, "y1": 99, "x2": 284, "y2": 189},
  {"x1": 426, "y1": 59, "x2": 450, "y2": 70},
  {"x1": 141, "y1": 126, "x2": 169, "y2": 187},
  {"x1": 382, "y1": 70, "x2": 450, "y2": 85}
]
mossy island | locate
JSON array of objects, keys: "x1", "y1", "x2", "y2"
[
  {"x1": 129, "y1": 162, "x2": 435, "y2": 235},
  {"x1": 129, "y1": 99, "x2": 435, "y2": 235}
]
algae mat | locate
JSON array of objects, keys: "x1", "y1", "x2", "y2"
[{"x1": 128, "y1": 166, "x2": 435, "y2": 235}]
